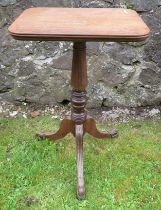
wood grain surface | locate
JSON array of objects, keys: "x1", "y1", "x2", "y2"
[{"x1": 8, "y1": 7, "x2": 150, "y2": 41}]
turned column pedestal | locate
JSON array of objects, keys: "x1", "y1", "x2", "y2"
[{"x1": 36, "y1": 42, "x2": 118, "y2": 199}]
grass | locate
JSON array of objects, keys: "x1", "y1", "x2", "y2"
[{"x1": 0, "y1": 116, "x2": 161, "y2": 210}]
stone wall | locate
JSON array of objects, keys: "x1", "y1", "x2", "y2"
[{"x1": 0, "y1": 0, "x2": 161, "y2": 108}]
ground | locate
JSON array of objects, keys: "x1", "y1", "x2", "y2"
[{"x1": 0, "y1": 116, "x2": 161, "y2": 210}]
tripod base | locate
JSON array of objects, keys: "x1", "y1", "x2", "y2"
[
  {"x1": 36, "y1": 116, "x2": 118, "y2": 141},
  {"x1": 36, "y1": 115, "x2": 118, "y2": 199}
]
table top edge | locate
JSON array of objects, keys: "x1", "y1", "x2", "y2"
[{"x1": 8, "y1": 7, "x2": 150, "y2": 42}]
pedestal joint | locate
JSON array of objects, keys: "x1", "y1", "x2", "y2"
[{"x1": 71, "y1": 90, "x2": 87, "y2": 125}]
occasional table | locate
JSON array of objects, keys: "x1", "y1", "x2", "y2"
[{"x1": 9, "y1": 8, "x2": 150, "y2": 199}]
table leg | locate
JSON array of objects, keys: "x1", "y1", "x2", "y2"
[
  {"x1": 84, "y1": 116, "x2": 118, "y2": 138},
  {"x1": 75, "y1": 124, "x2": 85, "y2": 200},
  {"x1": 36, "y1": 116, "x2": 75, "y2": 141}
]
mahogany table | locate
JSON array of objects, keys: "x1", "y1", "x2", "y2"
[{"x1": 8, "y1": 8, "x2": 150, "y2": 200}]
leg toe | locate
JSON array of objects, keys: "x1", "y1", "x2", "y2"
[
  {"x1": 77, "y1": 186, "x2": 85, "y2": 200},
  {"x1": 35, "y1": 132, "x2": 46, "y2": 140},
  {"x1": 110, "y1": 129, "x2": 119, "y2": 138}
]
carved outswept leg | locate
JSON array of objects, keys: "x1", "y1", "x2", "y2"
[
  {"x1": 75, "y1": 124, "x2": 85, "y2": 200},
  {"x1": 36, "y1": 116, "x2": 75, "y2": 141},
  {"x1": 84, "y1": 116, "x2": 118, "y2": 139}
]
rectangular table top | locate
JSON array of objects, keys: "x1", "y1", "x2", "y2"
[{"x1": 8, "y1": 7, "x2": 150, "y2": 42}]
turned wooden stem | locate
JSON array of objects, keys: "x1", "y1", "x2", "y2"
[
  {"x1": 71, "y1": 42, "x2": 87, "y2": 199},
  {"x1": 71, "y1": 42, "x2": 87, "y2": 91},
  {"x1": 71, "y1": 42, "x2": 87, "y2": 125}
]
